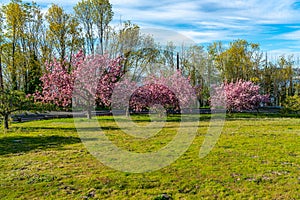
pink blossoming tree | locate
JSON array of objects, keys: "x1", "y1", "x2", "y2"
[
  {"x1": 210, "y1": 79, "x2": 269, "y2": 113},
  {"x1": 37, "y1": 51, "x2": 197, "y2": 118},
  {"x1": 35, "y1": 50, "x2": 123, "y2": 118},
  {"x1": 111, "y1": 71, "x2": 197, "y2": 115}
]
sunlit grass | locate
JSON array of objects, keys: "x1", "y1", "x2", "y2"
[{"x1": 0, "y1": 115, "x2": 299, "y2": 199}]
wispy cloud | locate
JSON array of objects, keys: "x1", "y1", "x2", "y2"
[
  {"x1": 278, "y1": 30, "x2": 300, "y2": 40},
  {"x1": 110, "y1": 0, "x2": 300, "y2": 53},
  {"x1": 2, "y1": 0, "x2": 300, "y2": 54}
]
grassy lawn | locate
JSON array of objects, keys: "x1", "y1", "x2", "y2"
[{"x1": 0, "y1": 115, "x2": 299, "y2": 199}]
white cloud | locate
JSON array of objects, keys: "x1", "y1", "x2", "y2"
[
  {"x1": 2, "y1": 0, "x2": 300, "y2": 54},
  {"x1": 279, "y1": 30, "x2": 300, "y2": 40},
  {"x1": 178, "y1": 30, "x2": 231, "y2": 43},
  {"x1": 140, "y1": 28, "x2": 196, "y2": 46},
  {"x1": 267, "y1": 50, "x2": 300, "y2": 61},
  {"x1": 2, "y1": 0, "x2": 75, "y2": 6}
]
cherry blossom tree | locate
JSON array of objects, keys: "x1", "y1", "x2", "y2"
[
  {"x1": 72, "y1": 52, "x2": 123, "y2": 118},
  {"x1": 129, "y1": 83, "x2": 180, "y2": 112},
  {"x1": 111, "y1": 71, "x2": 197, "y2": 115},
  {"x1": 35, "y1": 58, "x2": 74, "y2": 108},
  {"x1": 210, "y1": 79, "x2": 269, "y2": 113},
  {"x1": 37, "y1": 51, "x2": 196, "y2": 118},
  {"x1": 35, "y1": 50, "x2": 123, "y2": 118}
]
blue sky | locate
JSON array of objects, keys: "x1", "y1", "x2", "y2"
[
  {"x1": 2, "y1": 0, "x2": 300, "y2": 57},
  {"x1": 109, "y1": 0, "x2": 300, "y2": 57}
]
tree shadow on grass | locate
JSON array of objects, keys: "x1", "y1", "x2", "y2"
[
  {"x1": 102, "y1": 114, "x2": 210, "y2": 123},
  {"x1": 0, "y1": 135, "x2": 82, "y2": 155},
  {"x1": 8, "y1": 126, "x2": 121, "y2": 132}
]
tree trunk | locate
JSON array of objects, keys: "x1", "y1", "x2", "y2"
[
  {"x1": 0, "y1": 47, "x2": 3, "y2": 90},
  {"x1": 4, "y1": 114, "x2": 9, "y2": 129},
  {"x1": 126, "y1": 107, "x2": 129, "y2": 118},
  {"x1": 256, "y1": 108, "x2": 260, "y2": 116},
  {"x1": 12, "y1": 27, "x2": 18, "y2": 90},
  {"x1": 87, "y1": 109, "x2": 92, "y2": 119},
  {"x1": 100, "y1": 33, "x2": 104, "y2": 55},
  {"x1": 289, "y1": 76, "x2": 293, "y2": 96}
]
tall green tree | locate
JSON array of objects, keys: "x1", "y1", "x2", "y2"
[
  {"x1": 2, "y1": 0, "x2": 26, "y2": 90},
  {"x1": 19, "y1": 2, "x2": 44, "y2": 93},
  {"x1": 91, "y1": 0, "x2": 113, "y2": 55},
  {"x1": 260, "y1": 54, "x2": 294, "y2": 106},
  {"x1": 180, "y1": 45, "x2": 207, "y2": 86},
  {"x1": 162, "y1": 41, "x2": 176, "y2": 70},
  {"x1": 108, "y1": 21, "x2": 140, "y2": 74},
  {"x1": 0, "y1": 1, "x2": 45, "y2": 129},
  {"x1": 278, "y1": 56, "x2": 294, "y2": 103},
  {"x1": 24, "y1": 2, "x2": 43, "y2": 93},
  {"x1": 180, "y1": 44, "x2": 215, "y2": 106},
  {"x1": 210, "y1": 39, "x2": 263, "y2": 82},
  {"x1": 74, "y1": 0, "x2": 95, "y2": 55},
  {"x1": 45, "y1": 4, "x2": 83, "y2": 67},
  {"x1": 0, "y1": 8, "x2": 4, "y2": 91}
]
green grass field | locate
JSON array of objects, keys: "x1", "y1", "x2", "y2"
[{"x1": 0, "y1": 115, "x2": 299, "y2": 199}]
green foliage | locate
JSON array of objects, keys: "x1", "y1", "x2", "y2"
[
  {"x1": 282, "y1": 95, "x2": 300, "y2": 114},
  {"x1": 0, "y1": 90, "x2": 32, "y2": 113},
  {"x1": 0, "y1": 0, "x2": 299, "y2": 109},
  {"x1": 2, "y1": 1, "x2": 25, "y2": 90},
  {"x1": 0, "y1": 89, "x2": 50, "y2": 129},
  {"x1": 26, "y1": 53, "x2": 42, "y2": 94},
  {"x1": 1, "y1": 0, "x2": 44, "y2": 92},
  {"x1": 45, "y1": 4, "x2": 83, "y2": 64},
  {"x1": 91, "y1": 0, "x2": 113, "y2": 55},
  {"x1": 209, "y1": 39, "x2": 262, "y2": 82}
]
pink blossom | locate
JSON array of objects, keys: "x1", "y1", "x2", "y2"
[
  {"x1": 210, "y1": 79, "x2": 269, "y2": 112},
  {"x1": 35, "y1": 51, "x2": 123, "y2": 112}
]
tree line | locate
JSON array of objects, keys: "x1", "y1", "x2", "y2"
[{"x1": 1, "y1": 0, "x2": 300, "y2": 128}]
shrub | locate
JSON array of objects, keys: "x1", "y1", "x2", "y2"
[{"x1": 282, "y1": 95, "x2": 300, "y2": 114}]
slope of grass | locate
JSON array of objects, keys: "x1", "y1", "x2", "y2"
[{"x1": 0, "y1": 115, "x2": 299, "y2": 199}]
